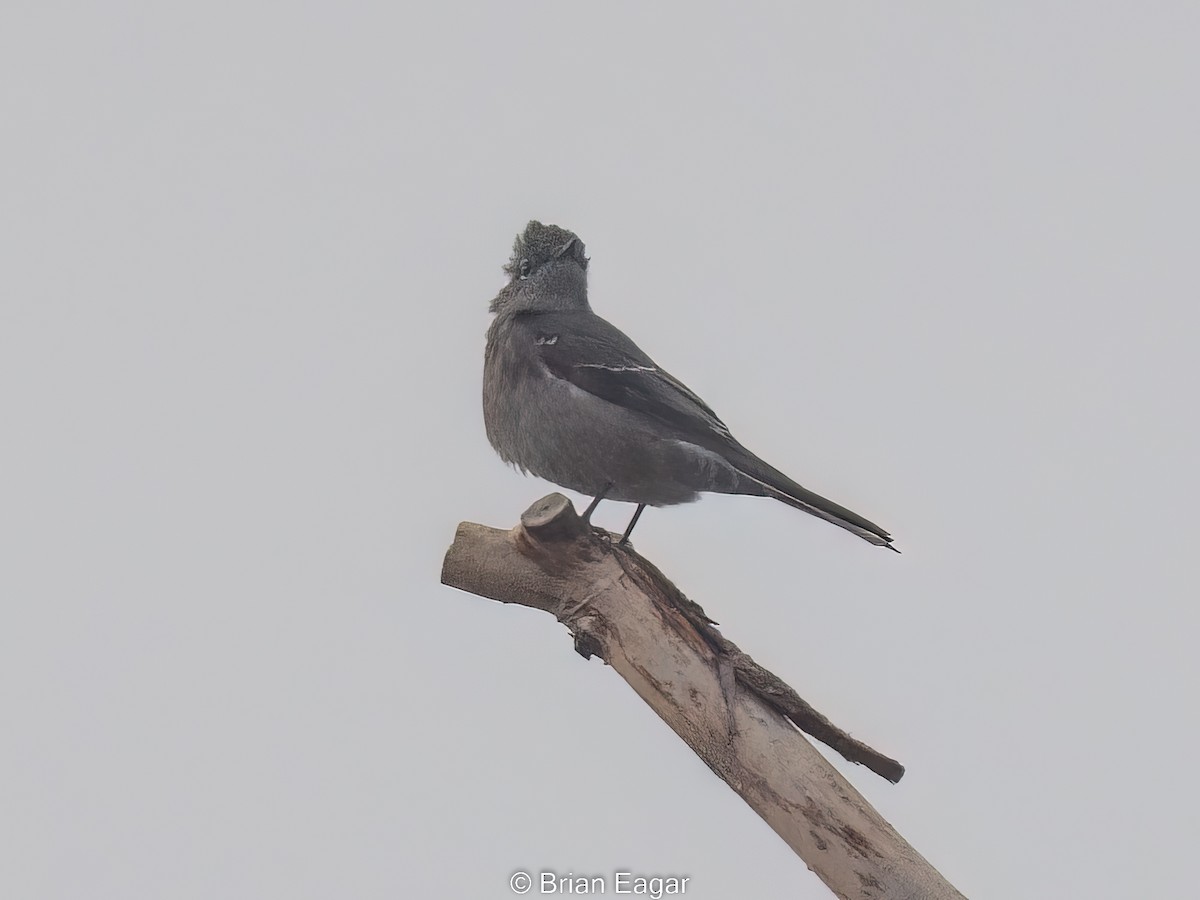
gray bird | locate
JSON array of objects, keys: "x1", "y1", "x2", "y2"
[{"x1": 483, "y1": 221, "x2": 896, "y2": 551}]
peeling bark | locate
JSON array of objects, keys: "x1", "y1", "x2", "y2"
[{"x1": 441, "y1": 493, "x2": 965, "y2": 900}]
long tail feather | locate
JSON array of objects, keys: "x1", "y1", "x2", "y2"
[{"x1": 729, "y1": 450, "x2": 897, "y2": 550}]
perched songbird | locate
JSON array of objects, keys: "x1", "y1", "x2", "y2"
[{"x1": 483, "y1": 221, "x2": 896, "y2": 550}]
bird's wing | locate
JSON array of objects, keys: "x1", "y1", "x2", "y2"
[
  {"x1": 516, "y1": 310, "x2": 735, "y2": 451},
  {"x1": 514, "y1": 310, "x2": 897, "y2": 549}
]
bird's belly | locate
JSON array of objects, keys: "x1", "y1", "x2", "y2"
[{"x1": 489, "y1": 371, "x2": 738, "y2": 506}]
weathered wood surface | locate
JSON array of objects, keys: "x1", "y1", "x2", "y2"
[{"x1": 441, "y1": 493, "x2": 965, "y2": 900}]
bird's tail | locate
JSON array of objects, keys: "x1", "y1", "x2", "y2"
[{"x1": 728, "y1": 449, "x2": 898, "y2": 551}]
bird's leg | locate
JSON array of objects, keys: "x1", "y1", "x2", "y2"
[
  {"x1": 618, "y1": 504, "x2": 646, "y2": 545},
  {"x1": 580, "y1": 482, "x2": 613, "y2": 524}
]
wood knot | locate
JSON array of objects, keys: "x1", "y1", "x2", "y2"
[
  {"x1": 572, "y1": 616, "x2": 606, "y2": 661},
  {"x1": 520, "y1": 493, "x2": 587, "y2": 543}
]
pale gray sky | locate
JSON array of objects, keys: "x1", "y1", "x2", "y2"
[{"x1": 3, "y1": 3, "x2": 1198, "y2": 898}]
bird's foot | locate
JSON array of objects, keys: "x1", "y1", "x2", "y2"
[
  {"x1": 617, "y1": 504, "x2": 646, "y2": 545},
  {"x1": 580, "y1": 482, "x2": 614, "y2": 525}
]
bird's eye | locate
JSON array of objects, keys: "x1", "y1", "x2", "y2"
[{"x1": 519, "y1": 258, "x2": 531, "y2": 279}]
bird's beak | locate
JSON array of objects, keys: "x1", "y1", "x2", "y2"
[{"x1": 553, "y1": 237, "x2": 578, "y2": 258}]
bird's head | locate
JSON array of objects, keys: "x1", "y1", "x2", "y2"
[{"x1": 490, "y1": 221, "x2": 590, "y2": 314}]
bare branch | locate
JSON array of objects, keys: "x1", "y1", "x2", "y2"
[{"x1": 441, "y1": 493, "x2": 965, "y2": 900}]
